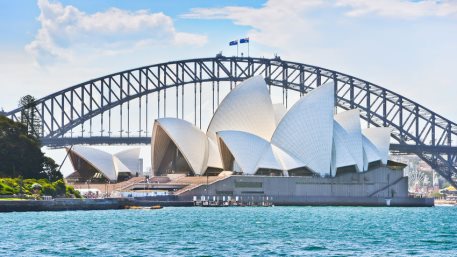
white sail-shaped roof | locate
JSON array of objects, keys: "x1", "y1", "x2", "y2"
[
  {"x1": 256, "y1": 144, "x2": 306, "y2": 173},
  {"x1": 207, "y1": 75, "x2": 277, "y2": 142},
  {"x1": 67, "y1": 145, "x2": 117, "y2": 181},
  {"x1": 217, "y1": 130, "x2": 270, "y2": 175},
  {"x1": 207, "y1": 138, "x2": 223, "y2": 169},
  {"x1": 363, "y1": 127, "x2": 391, "y2": 165},
  {"x1": 271, "y1": 83, "x2": 335, "y2": 176},
  {"x1": 255, "y1": 145, "x2": 284, "y2": 171},
  {"x1": 362, "y1": 135, "x2": 382, "y2": 171},
  {"x1": 114, "y1": 148, "x2": 141, "y2": 173},
  {"x1": 217, "y1": 130, "x2": 306, "y2": 175},
  {"x1": 113, "y1": 156, "x2": 131, "y2": 174},
  {"x1": 273, "y1": 103, "x2": 287, "y2": 125},
  {"x1": 148, "y1": 75, "x2": 393, "y2": 179},
  {"x1": 152, "y1": 118, "x2": 209, "y2": 175},
  {"x1": 331, "y1": 122, "x2": 357, "y2": 176},
  {"x1": 334, "y1": 110, "x2": 364, "y2": 172}
]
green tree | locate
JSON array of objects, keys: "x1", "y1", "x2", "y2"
[
  {"x1": 42, "y1": 156, "x2": 63, "y2": 182},
  {"x1": 19, "y1": 95, "x2": 41, "y2": 138},
  {"x1": 0, "y1": 115, "x2": 43, "y2": 178},
  {"x1": 0, "y1": 115, "x2": 63, "y2": 180}
]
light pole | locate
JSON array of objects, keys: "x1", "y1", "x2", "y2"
[{"x1": 207, "y1": 171, "x2": 209, "y2": 200}]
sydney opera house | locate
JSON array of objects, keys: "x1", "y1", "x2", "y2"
[
  {"x1": 66, "y1": 75, "x2": 411, "y2": 203},
  {"x1": 151, "y1": 75, "x2": 391, "y2": 179},
  {"x1": 146, "y1": 75, "x2": 411, "y2": 203}
]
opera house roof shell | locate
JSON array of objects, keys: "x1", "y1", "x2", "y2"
[
  {"x1": 151, "y1": 75, "x2": 391, "y2": 177},
  {"x1": 66, "y1": 146, "x2": 141, "y2": 182}
]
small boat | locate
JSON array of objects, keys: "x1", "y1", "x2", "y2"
[
  {"x1": 125, "y1": 205, "x2": 143, "y2": 209},
  {"x1": 125, "y1": 205, "x2": 163, "y2": 210}
]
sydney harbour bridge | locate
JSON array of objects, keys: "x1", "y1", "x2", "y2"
[{"x1": 2, "y1": 56, "x2": 456, "y2": 187}]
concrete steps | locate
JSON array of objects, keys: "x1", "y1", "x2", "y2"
[
  {"x1": 115, "y1": 177, "x2": 146, "y2": 191},
  {"x1": 173, "y1": 175, "x2": 231, "y2": 195}
]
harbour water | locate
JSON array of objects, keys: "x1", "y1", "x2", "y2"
[{"x1": 1, "y1": 206, "x2": 456, "y2": 256}]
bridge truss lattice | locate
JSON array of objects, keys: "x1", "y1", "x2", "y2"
[{"x1": 3, "y1": 56, "x2": 456, "y2": 186}]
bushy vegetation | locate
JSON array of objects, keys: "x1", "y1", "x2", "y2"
[
  {"x1": 0, "y1": 96, "x2": 75, "y2": 199},
  {"x1": 0, "y1": 113, "x2": 63, "y2": 181},
  {"x1": 0, "y1": 178, "x2": 81, "y2": 198},
  {"x1": 431, "y1": 191, "x2": 444, "y2": 199}
]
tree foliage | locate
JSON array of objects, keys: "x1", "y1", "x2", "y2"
[
  {"x1": 19, "y1": 95, "x2": 41, "y2": 138},
  {"x1": 0, "y1": 115, "x2": 63, "y2": 181},
  {"x1": 0, "y1": 115, "x2": 44, "y2": 178},
  {"x1": 43, "y1": 156, "x2": 63, "y2": 182}
]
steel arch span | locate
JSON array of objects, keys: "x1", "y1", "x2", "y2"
[{"x1": 2, "y1": 56, "x2": 456, "y2": 186}]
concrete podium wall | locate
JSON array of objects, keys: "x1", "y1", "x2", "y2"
[{"x1": 182, "y1": 167, "x2": 409, "y2": 199}]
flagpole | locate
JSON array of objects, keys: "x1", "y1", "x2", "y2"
[
  {"x1": 248, "y1": 41, "x2": 250, "y2": 57},
  {"x1": 237, "y1": 43, "x2": 239, "y2": 57}
]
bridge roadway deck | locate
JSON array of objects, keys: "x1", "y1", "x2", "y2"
[{"x1": 44, "y1": 136, "x2": 457, "y2": 155}]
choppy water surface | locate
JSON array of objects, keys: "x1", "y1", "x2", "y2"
[{"x1": 1, "y1": 206, "x2": 456, "y2": 256}]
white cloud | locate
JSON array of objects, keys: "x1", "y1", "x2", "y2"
[
  {"x1": 182, "y1": 0, "x2": 324, "y2": 48},
  {"x1": 182, "y1": 0, "x2": 457, "y2": 123},
  {"x1": 185, "y1": 0, "x2": 457, "y2": 50},
  {"x1": 336, "y1": 0, "x2": 457, "y2": 18},
  {"x1": 26, "y1": 0, "x2": 207, "y2": 65},
  {"x1": 184, "y1": 0, "x2": 457, "y2": 28}
]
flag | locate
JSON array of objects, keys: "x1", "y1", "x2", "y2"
[
  {"x1": 229, "y1": 40, "x2": 238, "y2": 46},
  {"x1": 240, "y1": 38, "x2": 249, "y2": 44}
]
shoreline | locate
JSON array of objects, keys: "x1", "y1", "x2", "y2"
[
  {"x1": 0, "y1": 196, "x2": 434, "y2": 212},
  {"x1": 434, "y1": 199, "x2": 456, "y2": 206}
]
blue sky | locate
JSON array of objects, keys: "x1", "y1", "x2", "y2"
[
  {"x1": 0, "y1": 0, "x2": 261, "y2": 47},
  {"x1": 1, "y1": 0, "x2": 456, "y2": 174},
  {"x1": 0, "y1": 0, "x2": 455, "y2": 121}
]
